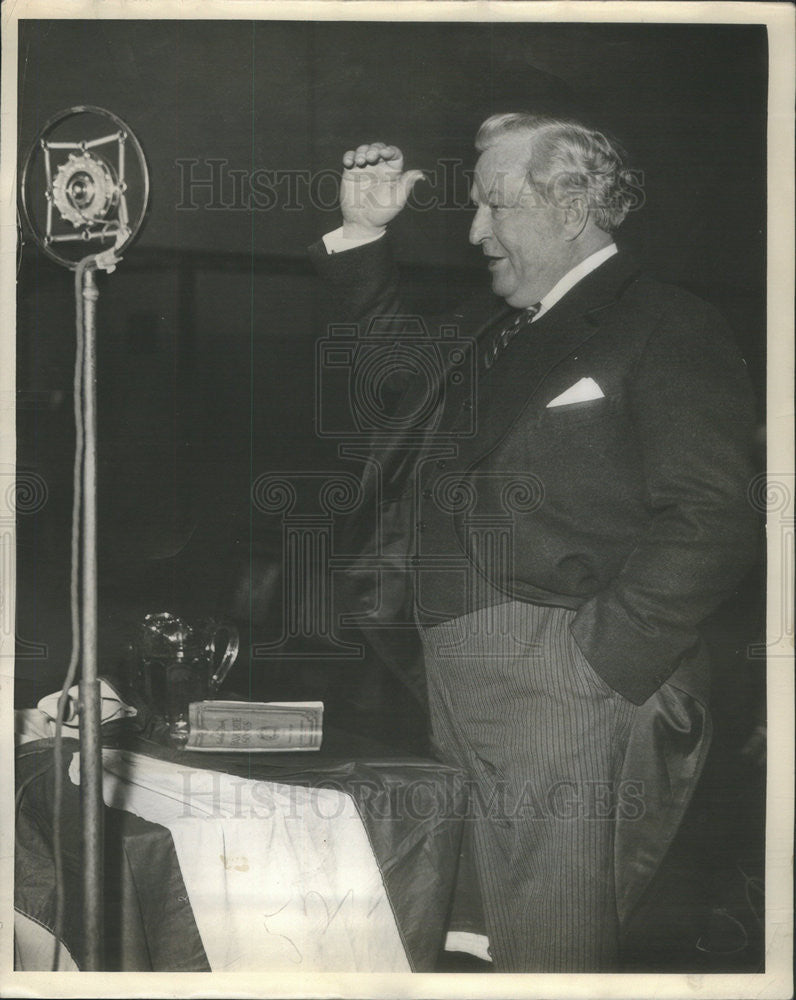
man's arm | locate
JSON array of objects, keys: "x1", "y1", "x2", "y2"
[
  {"x1": 570, "y1": 295, "x2": 760, "y2": 704},
  {"x1": 309, "y1": 142, "x2": 424, "y2": 320},
  {"x1": 309, "y1": 226, "x2": 403, "y2": 321}
]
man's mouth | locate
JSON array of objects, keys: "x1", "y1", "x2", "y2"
[{"x1": 485, "y1": 254, "x2": 506, "y2": 270}]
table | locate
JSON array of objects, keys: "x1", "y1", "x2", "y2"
[{"x1": 15, "y1": 726, "x2": 471, "y2": 972}]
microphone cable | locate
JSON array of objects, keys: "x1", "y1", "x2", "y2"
[{"x1": 50, "y1": 253, "x2": 95, "y2": 970}]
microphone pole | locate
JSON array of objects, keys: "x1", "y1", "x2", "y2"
[
  {"x1": 74, "y1": 246, "x2": 127, "y2": 969},
  {"x1": 20, "y1": 107, "x2": 149, "y2": 970},
  {"x1": 79, "y1": 260, "x2": 103, "y2": 969}
]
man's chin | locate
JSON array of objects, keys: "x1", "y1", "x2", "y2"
[
  {"x1": 490, "y1": 274, "x2": 514, "y2": 302},
  {"x1": 494, "y1": 285, "x2": 529, "y2": 308},
  {"x1": 490, "y1": 274, "x2": 535, "y2": 308}
]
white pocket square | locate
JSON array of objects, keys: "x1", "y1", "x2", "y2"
[{"x1": 546, "y1": 377, "x2": 605, "y2": 408}]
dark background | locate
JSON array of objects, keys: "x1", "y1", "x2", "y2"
[
  {"x1": 16, "y1": 17, "x2": 768, "y2": 705},
  {"x1": 15, "y1": 18, "x2": 768, "y2": 971},
  {"x1": 16, "y1": 19, "x2": 767, "y2": 680}
]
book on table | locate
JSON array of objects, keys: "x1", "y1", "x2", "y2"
[{"x1": 184, "y1": 700, "x2": 323, "y2": 751}]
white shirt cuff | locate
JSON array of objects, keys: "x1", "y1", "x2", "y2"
[{"x1": 322, "y1": 226, "x2": 385, "y2": 254}]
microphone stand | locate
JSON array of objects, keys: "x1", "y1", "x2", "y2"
[
  {"x1": 77, "y1": 261, "x2": 104, "y2": 970},
  {"x1": 20, "y1": 106, "x2": 149, "y2": 972},
  {"x1": 75, "y1": 244, "x2": 123, "y2": 969}
]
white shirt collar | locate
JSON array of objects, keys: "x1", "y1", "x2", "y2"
[{"x1": 532, "y1": 243, "x2": 618, "y2": 322}]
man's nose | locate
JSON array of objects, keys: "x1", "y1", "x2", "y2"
[{"x1": 469, "y1": 204, "x2": 491, "y2": 245}]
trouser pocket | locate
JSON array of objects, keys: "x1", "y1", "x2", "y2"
[{"x1": 560, "y1": 612, "x2": 617, "y2": 699}]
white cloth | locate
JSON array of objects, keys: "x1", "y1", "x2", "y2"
[
  {"x1": 15, "y1": 679, "x2": 137, "y2": 745},
  {"x1": 13, "y1": 911, "x2": 79, "y2": 971},
  {"x1": 15, "y1": 709, "x2": 62, "y2": 745},
  {"x1": 69, "y1": 749, "x2": 411, "y2": 972},
  {"x1": 546, "y1": 376, "x2": 606, "y2": 407},
  {"x1": 445, "y1": 930, "x2": 492, "y2": 963},
  {"x1": 37, "y1": 678, "x2": 137, "y2": 727},
  {"x1": 323, "y1": 225, "x2": 385, "y2": 254}
]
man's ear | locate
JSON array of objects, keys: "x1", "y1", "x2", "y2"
[{"x1": 562, "y1": 196, "x2": 589, "y2": 241}]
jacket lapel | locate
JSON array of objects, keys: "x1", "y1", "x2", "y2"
[
  {"x1": 453, "y1": 252, "x2": 642, "y2": 469},
  {"x1": 357, "y1": 252, "x2": 642, "y2": 492},
  {"x1": 356, "y1": 290, "x2": 514, "y2": 500}
]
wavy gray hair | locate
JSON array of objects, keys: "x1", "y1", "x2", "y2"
[{"x1": 475, "y1": 112, "x2": 641, "y2": 234}]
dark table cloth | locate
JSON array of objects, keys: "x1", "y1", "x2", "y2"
[{"x1": 15, "y1": 726, "x2": 470, "y2": 971}]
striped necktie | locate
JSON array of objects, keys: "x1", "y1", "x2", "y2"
[{"x1": 483, "y1": 303, "x2": 541, "y2": 370}]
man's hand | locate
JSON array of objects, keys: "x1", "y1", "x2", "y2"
[{"x1": 340, "y1": 143, "x2": 425, "y2": 239}]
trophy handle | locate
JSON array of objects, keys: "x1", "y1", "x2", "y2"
[{"x1": 206, "y1": 620, "x2": 240, "y2": 694}]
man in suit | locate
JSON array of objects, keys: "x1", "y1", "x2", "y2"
[{"x1": 310, "y1": 114, "x2": 758, "y2": 971}]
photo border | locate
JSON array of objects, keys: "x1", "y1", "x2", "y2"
[{"x1": 1, "y1": 2, "x2": 792, "y2": 997}]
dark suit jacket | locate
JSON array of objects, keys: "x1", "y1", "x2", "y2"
[{"x1": 310, "y1": 235, "x2": 759, "y2": 708}]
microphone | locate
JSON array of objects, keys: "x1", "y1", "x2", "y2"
[
  {"x1": 18, "y1": 106, "x2": 150, "y2": 971},
  {"x1": 20, "y1": 104, "x2": 149, "y2": 270}
]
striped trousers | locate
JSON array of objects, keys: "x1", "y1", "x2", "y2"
[{"x1": 417, "y1": 601, "x2": 639, "y2": 972}]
